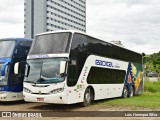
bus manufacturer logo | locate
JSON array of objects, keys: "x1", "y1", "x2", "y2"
[
  {"x1": 39, "y1": 91, "x2": 41, "y2": 94},
  {"x1": 95, "y1": 59, "x2": 113, "y2": 67},
  {"x1": 29, "y1": 54, "x2": 49, "y2": 59}
]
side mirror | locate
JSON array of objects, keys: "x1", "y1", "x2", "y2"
[
  {"x1": 14, "y1": 62, "x2": 30, "y2": 77},
  {"x1": 14, "y1": 62, "x2": 19, "y2": 75},
  {"x1": 60, "y1": 61, "x2": 67, "y2": 75},
  {"x1": 25, "y1": 63, "x2": 30, "y2": 77}
]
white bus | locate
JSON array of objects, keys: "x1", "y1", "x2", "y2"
[{"x1": 15, "y1": 30, "x2": 143, "y2": 106}]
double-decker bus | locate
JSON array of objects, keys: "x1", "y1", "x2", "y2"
[
  {"x1": 0, "y1": 38, "x2": 32, "y2": 101},
  {"x1": 15, "y1": 30, "x2": 143, "y2": 106}
]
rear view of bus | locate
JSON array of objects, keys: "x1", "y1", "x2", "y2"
[{"x1": 0, "y1": 38, "x2": 32, "y2": 101}]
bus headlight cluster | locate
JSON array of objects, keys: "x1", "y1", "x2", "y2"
[
  {"x1": 0, "y1": 91, "x2": 7, "y2": 94},
  {"x1": 49, "y1": 88, "x2": 64, "y2": 94},
  {"x1": 0, "y1": 76, "x2": 4, "y2": 81},
  {"x1": 23, "y1": 87, "x2": 32, "y2": 93}
]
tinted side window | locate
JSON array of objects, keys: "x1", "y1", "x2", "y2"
[
  {"x1": 72, "y1": 33, "x2": 142, "y2": 64},
  {"x1": 67, "y1": 64, "x2": 77, "y2": 87},
  {"x1": 17, "y1": 41, "x2": 32, "y2": 56},
  {"x1": 71, "y1": 33, "x2": 88, "y2": 52},
  {"x1": 87, "y1": 67, "x2": 126, "y2": 84}
]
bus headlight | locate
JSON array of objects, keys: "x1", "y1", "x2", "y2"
[
  {"x1": 0, "y1": 91, "x2": 7, "y2": 94},
  {"x1": 49, "y1": 88, "x2": 64, "y2": 94},
  {"x1": 23, "y1": 87, "x2": 32, "y2": 93},
  {"x1": 0, "y1": 76, "x2": 4, "y2": 81}
]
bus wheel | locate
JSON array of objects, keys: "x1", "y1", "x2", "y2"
[
  {"x1": 129, "y1": 86, "x2": 134, "y2": 97},
  {"x1": 81, "y1": 88, "x2": 91, "y2": 107},
  {"x1": 122, "y1": 86, "x2": 128, "y2": 98}
]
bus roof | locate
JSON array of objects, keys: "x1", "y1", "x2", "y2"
[
  {"x1": 36, "y1": 30, "x2": 83, "y2": 36},
  {"x1": 36, "y1": 30, "x2": 142, "y2": 55},
  {"x1": 0, "y1": 38, "x2": 32, "y2": 41}
]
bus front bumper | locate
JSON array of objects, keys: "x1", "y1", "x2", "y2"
[
  {"x1": 0, "y1": 92, "x2": 23, "y2": 101},
  {"x1": 23, "y1": 92, "x2": 68, "y2": 104}
]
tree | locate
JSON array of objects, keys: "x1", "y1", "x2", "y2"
[{"x1": 144, "y1": 52, "x2": 160, "y2": 77}]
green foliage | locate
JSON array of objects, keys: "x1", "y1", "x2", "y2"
[{"x1": 144, "y1": 52, "x2": 160, "y2": 73}]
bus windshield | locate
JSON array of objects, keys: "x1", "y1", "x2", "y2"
[
  {"x1": 24, "y1": 58, "x2": 67, "y2": 84},
  {"x1": 29, "y1": 32, "x2": 71, "y2": 55},
  {"x1": 0, "y1": 40, "x2": 16, "y2": 58},
  {"x1": 0, "y1": 64, "x2": 7, "y2": 86}
]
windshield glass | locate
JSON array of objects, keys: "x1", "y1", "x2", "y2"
[
  {"x1": 24, "y1": 58, "x2": 67, "y2": 84},
  {"x1": 29, "y1": 32, "x2": 71, "y2": 55},
  {"x1": 0, "y1": 40, "x2": 16, "y2": 58},
  {"x1": 24, "y1": 59, "x2": 42, "y2": 83},
  {"x1": 0, "y1": 64, "x2": 7, "y2": 86}
]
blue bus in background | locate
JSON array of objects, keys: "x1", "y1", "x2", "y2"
[{"x1": 0, "y1": 38, "x2": 32, "y2": 101}]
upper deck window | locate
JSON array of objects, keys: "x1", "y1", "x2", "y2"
[
  {"x1": 0, "y1": 40, "x2": 16, "y2": 58},
  {"x1": 29, "y1": 32, "x2": 71, "y2": 55}
]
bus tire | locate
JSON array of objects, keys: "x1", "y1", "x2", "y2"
[
  {"x1": 122, "y1": 86, "x2": 128, "y2": 98},
  {"x1": 81, "y1": 88, "x2": 91, "y2": 107},
  {"x1": 129, "y1": 86, "x2": 134, "y2": 97}
]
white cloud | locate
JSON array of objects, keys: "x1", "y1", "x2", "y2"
[
  {"x1": 0, "y1": 22, "x2": 24, "y2": 38},
  {"x1": 0, "y1": 0, "x2": 24, "y2": 38},
  {"x1": 86, "y1": 0, "x2": 160, "y2": 54},
  {"x1": 0, "y1": 0, "x2": 159, "y2": 54}
]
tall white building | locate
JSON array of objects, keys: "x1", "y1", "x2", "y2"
[{"x1": 24, "y1": 0, "x2": 86, "y2": 38}]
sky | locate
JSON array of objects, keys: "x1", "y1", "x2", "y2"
[{"x1": 0, "y1": 0, "x2": 160, "y2": 54}]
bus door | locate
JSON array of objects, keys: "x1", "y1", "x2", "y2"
[{"x1": 8, "y1": 41, "x2": 32, "y2": 92}]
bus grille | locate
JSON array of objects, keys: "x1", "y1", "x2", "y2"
[{"x1": 32, "y1": 93, "x2": 50, "y2": 95}]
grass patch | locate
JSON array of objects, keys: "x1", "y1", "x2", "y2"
[
  {"x1": 98, "y1": 92, "x2": 160, "y2": 109},
  {"x1": 96, "y1": 80, "x2": 160, "y2": 109},
  {"x1": 144, "y1": 79, "x2": 160, "y2": 93}
]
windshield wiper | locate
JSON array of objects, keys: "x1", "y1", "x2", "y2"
[
  {"x1": 36, "y1": 78, "x2": 45, "y2": 84},
  {"x1": 36, "y1": 77, "x2": 64, "y2": 84},
  {"x1": 24, "y1": 81, "x2": 36, "y2": 84}
]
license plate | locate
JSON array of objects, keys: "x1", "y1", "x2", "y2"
[{"x1": 37, "y1": 98, "x2": 44, "y2": 101}]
